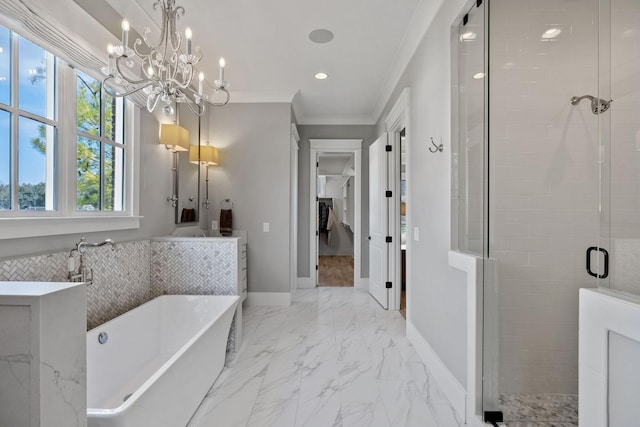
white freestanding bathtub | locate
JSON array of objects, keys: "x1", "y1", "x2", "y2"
[{"x1": 87, "y1": 295, "x2": 239, "y2": 427}]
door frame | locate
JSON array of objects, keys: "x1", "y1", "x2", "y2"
[
  {"x1": 309, "y1": 139, "x2": 363, "y2": 288},
  {"x1": 290, "y1": 124, "x2": 300, "y2": 292},
  {"x1": 385, "y1": 88, "x2": 410, "y2": 312}
]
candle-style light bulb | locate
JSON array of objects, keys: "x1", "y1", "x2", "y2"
[
  {"x1": 198, "y1": 72, "x2": 204, "y2": 95},
  {"x1": 185, "y1": 27, "x2": 193, "y2": 55},
  {"x1": 219, "y1": 57, "x2": 225, "y2": 83},
  {"x1": 107, "y1": 43, "x2": 114, "y2": 69},
  {"x1": 121, "y1": 19, "x2": 130, "y2": 50},
  {"x1": 147, "y1": 66, "x2": 154, "y2": 77}
]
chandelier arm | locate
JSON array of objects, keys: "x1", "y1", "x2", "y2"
[
  {"x1": 168, "y1": 63, "x2": 193, "y2": 90},
  {"x1": 175, "y1": 88, "x2": 206, "y2": 117},
  {"x1": 159, "y1": 1, "x2": 169, "y2": 50},
  {"x1": 147, "y1": 90, "x2": 161, "y2": 112},
  {"x1": 103, "y1": 75, "x2": 154, "y2": 98},
  {"x1": 181, "y1": 98, "x2": 206, "y2": 117},
  {"x1": 209, "y1": 87, "x2": 231, "y2": 107},
  {"x1": 133, "y1": 38, "x2": 151, "y2": 59},
  {"x1": 168, "y1": 51, "x2": 181, "y2": 87},
  {"x1": 114, "y1": 56, "x2": 155, "y2": 86}
]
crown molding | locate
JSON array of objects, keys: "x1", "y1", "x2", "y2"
[
  {"x1": 227, "y1": 90, "x2": 298, "y2": 104},
  {"x1": 371, "y1": 0, "x2": 446, "y2": 124}
]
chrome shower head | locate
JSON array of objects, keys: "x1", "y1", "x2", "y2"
[{"x1": 570, "y1": 95, "x2": 612, "y2": 114}]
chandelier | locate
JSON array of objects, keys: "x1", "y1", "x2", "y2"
[{"x1": 101, "y1": 0, "x2": 229, "y2": 116}]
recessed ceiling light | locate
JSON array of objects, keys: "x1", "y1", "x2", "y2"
[
  {"x1": 309, "y1": 29, "x2": 334, "y2": 44},
  {"x1": 473, "y1": 72, "x2": 486, "y2": 80},
  {"x1": 541, "y1": 28, "x2": 562, "y2": 39},
  {"x1": 315, "y1": 72, "x2": 328, "y2": 80}
]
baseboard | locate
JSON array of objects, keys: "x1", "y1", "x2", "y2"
[
  {"x1": 246, "y1": 292, "x2": 291, "y2": 306},
  {"x1": 355, "y1": 277, "x2": 369, "y2": 289},
  {"x1": 407, "y1": 320, "x2": 467, "y2": 421},
  {"x1": 296, "y1": 277, "x2": 316, "y2": 289}
]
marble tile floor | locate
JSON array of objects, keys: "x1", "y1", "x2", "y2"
[{"x1": 187, "y1": 287, "x2": 464, "y2": 427}]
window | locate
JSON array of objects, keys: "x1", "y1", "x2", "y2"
[
  {"x1": 76, "y1": 71, "x2": 125, "y2": 211},
  {"x1": 0, "y1": 28, "x2": 57, "y2": 212},
  {"x1": 0, "y1": 23, "x2": 138, "y2": 239}
]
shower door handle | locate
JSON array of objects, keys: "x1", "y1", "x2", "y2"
[{"x1": 586, "y1": 246, "x2": 609, "y2": 279}]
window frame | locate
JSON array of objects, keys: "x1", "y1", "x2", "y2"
[
  {"x1": 0, "y1": 23, "x2": 141, "y2": 240},
  {"x1": 75, "y1": 70, "x2": 126, "y2": 213}
]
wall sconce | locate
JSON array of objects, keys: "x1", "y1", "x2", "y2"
[
  {"x1": 160, "y1": 123, "x2": 190, "y2": 207},
  {"x1": 189, "y1": 144, "x2": 219, "y2": 209}
]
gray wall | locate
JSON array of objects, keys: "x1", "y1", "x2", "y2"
[
  {"x1": 375, "y1": 0, "x2": 470, "y2": 386},
  {"x1": 297, "y1": 125, "x2": 377, "y2": 278},
  {"x1": 0, "y1": 109, "x2": 176, "y2": 259},
  {"x1": 206, "y1": 103, "x2": 292, "y2": 294}
]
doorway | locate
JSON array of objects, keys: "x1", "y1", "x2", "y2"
[
  {"x1": 384, "y1": 88, "x2": 410, "y2": 313},
  {"x1": 399, "y1": 129, "x2": 407, "y2": 318},
  {"x1": 309, "y1": 139, "x2": 363, "y2": 288},
  {"x1": 317, "y1": 153, "x2": 355, "y2": 287}
]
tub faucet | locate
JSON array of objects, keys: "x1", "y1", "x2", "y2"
[
  {"x1": 68, "y1": 238, "x2": 116, "y2": 285},
  {"x1": 77, "y1": 238, "x2": 116, "y2": 254}
]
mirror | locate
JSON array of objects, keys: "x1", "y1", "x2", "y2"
[{"x1": 175, "y1": 104, "x2": 201, "y2": 224}]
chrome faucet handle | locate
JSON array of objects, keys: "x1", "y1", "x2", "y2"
[{"x1": 76, "y1": 237, "x2": 88, "y2": 254}]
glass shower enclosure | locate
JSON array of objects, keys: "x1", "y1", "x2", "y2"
[{"x1": 455, "y1": 0, "x2": 640, "y2": 424}]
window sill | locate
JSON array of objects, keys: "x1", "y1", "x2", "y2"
[{"x1": 0, "y1": 215, "x2": 143, "y2": 240}]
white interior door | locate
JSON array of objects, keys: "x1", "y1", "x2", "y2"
[{"x1": 369, "y1": 134, "x2": 390, "y2": 308}]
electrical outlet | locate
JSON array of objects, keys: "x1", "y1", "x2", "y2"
[
  {"x1": 211, "y1": 220, "x2": 218, "y2": 231},
  {"x1": 413, "y1": 227, "x2": 419, "y2": 242},
  {"x1": 263, "y1": 222, "x2": 270, "y2": 232}
]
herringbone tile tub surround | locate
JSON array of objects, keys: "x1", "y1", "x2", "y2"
[{"x1": 0, "y1": 238, "x2": 239, "y2": 330}]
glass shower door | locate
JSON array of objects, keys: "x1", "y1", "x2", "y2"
[
  {"x1": 598, "y1": 0, "x2": 640, "y2": 296},
  {"x1": 484, "y1": 0, "x2": 603, "y2": 424}
]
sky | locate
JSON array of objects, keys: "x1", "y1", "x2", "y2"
[{"x1": 0, "y1": 27, "x2": 54, "y2": 186}]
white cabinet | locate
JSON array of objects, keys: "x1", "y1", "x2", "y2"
[{"x1": 239, "y1": 240, "x2": 247, "y2": 301}]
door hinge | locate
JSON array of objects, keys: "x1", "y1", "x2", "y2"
[
  {"x1": 385, "y1": 190, "x2": 392, "y2": 198},
  {"x1": 385, "y1": 145, "x2": 392, "y2": 152},
  {"x1": 386, "y1": 236, "x2": 392, "y2": 243},
  {"x1": 316, "y1": 196, "x2": 319, "y2": 202},
  {"x1": 316, "y1": 265, "x2": 319, "y2": 271},
  {"x1": 385, "y1": 282, "x2": 392, "y2": 289},
  {"x1": 316, "y1": 231, "x2": 319, "y2": 236},
  {"x1": 316, "y1": 162, "x2": 319, "y2": 168}
]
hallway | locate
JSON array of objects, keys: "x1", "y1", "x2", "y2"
[
  {"x1": 318, "y1": 256, "x2": 354, "y2": 287},
  {"x1": 187, "y1": 288, "x2": 459, "y2": 427}
]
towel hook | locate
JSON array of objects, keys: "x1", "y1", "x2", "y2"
[{"x1": 428, "y1": 137, "x2": 444, "y2": 153}]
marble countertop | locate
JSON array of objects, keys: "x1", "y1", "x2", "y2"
[
  {"x1": 0, "y1": 281, "x2": 84, "y2": 296},
  {"x1": 152, "y1": 236, "x2": 241, "y2": 242}
]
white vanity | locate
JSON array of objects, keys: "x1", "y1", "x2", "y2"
[{"x1": 0, "y1": 282, "x2": 87, "y2": 427}]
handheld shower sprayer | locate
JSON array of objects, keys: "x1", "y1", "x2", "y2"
[{"x1": 570, "y1": 95, "x2": 612, "y2": 114}]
